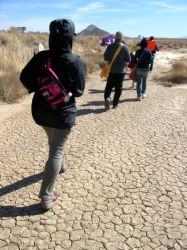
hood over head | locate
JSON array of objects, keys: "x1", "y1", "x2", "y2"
[{"x1": 49, "y1": 19, "x2": 76, "y2": 53}]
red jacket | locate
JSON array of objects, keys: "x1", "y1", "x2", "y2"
[{"x1": 148, "y1": 39, "x2": 157, "y2": 52}]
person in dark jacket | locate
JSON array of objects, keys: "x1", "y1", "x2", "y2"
[
  {"x1": 134, "y1": 38, "x2": 152, "y2": 101},
  {"x1": 103, "y1": 31, "x2": 131, "y2": 110},
  {"x1": 20, "y1": 19, "x2": 86, "y2": 210}
]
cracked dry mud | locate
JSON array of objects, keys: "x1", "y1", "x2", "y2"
[{"x1": 0, "y1": 49, "x2": 187, "y2": 250}]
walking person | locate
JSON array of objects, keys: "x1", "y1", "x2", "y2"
[
  {"x1": 148, "y1": 36, "x2": 159, "y2": 71},
  {"x1": 128, "y1": 51, "x2": 136, "y2": 89},
  {"x1": 103, "y1": 31, "x2": 131, "y2": 110},
  {"x1": 20, "y1": 19, "x2": 86, "y2": 210},
  {"x1": 134, "y1": 38, "x2": 152, "y2": 101}
]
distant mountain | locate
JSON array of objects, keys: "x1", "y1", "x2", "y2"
[{"x1": 78, "y1": 25, "x2": 109, "y2": 36}]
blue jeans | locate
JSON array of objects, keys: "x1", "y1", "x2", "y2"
[
  {"x1": 136, "y1": 68, "x2": 149, "y2": 97},
  {"x1": 39, "y1": 127, "x2": 71, "y2": 200}
]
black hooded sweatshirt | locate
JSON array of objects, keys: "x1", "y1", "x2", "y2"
[{"x1": 20, "y1": 30, "x2": 86, "y2": 129}]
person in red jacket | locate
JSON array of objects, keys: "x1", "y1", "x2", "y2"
[{"x1": 147, "y1": 36, "x2": 159, "y2": 71}]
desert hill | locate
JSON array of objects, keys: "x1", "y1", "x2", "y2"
[{"x1": 78, "y1": 24, "x2": 109, "y2": 36}]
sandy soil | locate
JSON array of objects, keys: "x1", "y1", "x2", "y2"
[
  {"x1": 0, "y1": 94, "x2": 32, "y2": 122},
  {"x1": 155, "y1": 48, "x2": 187, "y2": 70}
]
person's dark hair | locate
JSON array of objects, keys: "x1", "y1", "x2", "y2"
[
  {"x1": 149, "y1": 36, "x2": 154, "y2": 40},
  {"x1": 140, "y1": 38, "x2": 148, "y2": 48}
]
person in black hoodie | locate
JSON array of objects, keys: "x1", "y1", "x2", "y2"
[{"x1": 20, "y1": 19, "x2": 86, "y2": 210}]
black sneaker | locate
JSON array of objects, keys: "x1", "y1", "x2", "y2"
[{"x1": 104, "y1": 98, "x2": 111, "y2": 110}]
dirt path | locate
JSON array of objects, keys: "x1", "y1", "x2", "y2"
[{"x1": 0, "y1": 49, "x2": 187, "y2": 250}]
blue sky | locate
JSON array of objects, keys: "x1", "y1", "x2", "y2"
[{"x1": 0, "y1": 0, "x2": 186, "y2": 38}]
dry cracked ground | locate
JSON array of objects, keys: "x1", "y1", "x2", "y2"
[{"x1": 0, "y1": 49, "x2": 187, "y2": 250}]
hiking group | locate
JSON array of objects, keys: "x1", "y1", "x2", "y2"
[
  {"x1": 102, "y1": 32, "x2": 158, "y2": 108},
  {"x1": 20, "y1": 18, "x2": 157, "y2": 210}
]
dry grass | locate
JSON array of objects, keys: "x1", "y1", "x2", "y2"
[
  {"x1": 0, "y1": 30, "x2": 187, "y2": 102},
  {"x1": 156, "y1": 59, "x2": 187, "y2": 86},
  {"x1": 0, "y1": 72, "x2": 27, "y2": 102},
  {"x1": 0, "y1": 31, "x2": 38, "y2": 102},
  {"x1": 74, "y1": 36, "x2": 105, "y2": 73},
  {"x1": 156, "y1": 38, "x2": 187, "y2": 49}
]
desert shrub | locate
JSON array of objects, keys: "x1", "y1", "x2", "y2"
[
  {"x1": 0, "y1": 72, "x2": 27, "y2": 102},
  {"x1": 19, "y1": 32, "x2": 48, "y2": 48},
  {"x1": 82, "y1": 52, "x2": 104, "y2": 73},
  {"x1": 156, "y1": 38, "x2": 187, "y2": 49},
  {"x1": 74, "y1": 36, "x2": 107, "y2": 73},
  {"x1": 157, "y1": 59, "x2": 187, "y2": 85},
  {"x1": 0, "y1": 31, "x2": 36, "y2": 102},
  {"x1": 0, "y1": 45, "x2": 33, "y2": 71}
]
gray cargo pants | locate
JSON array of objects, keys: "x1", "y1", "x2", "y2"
[{"x1": 39, "y1": 126, "x2": 71, "y2": 200}]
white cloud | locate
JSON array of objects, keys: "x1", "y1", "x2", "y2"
[
  {"x1": 99, "y1": 0, "x2": 140, "y2": 7},
  {"x1": 1, "y1": 2, "x2": 73, "y2": 9},
  {"x1": 150, "y1": 0, "x2": 187, "y2": 12},
  {"x1": 26, "y1": 3, "x2": 73, "y2": 9},
  {"x1": 76, "y1": 2, "x2": 105, "y2": 13},
  {"x1": 72, "y1": 1, "x2": 134, "y2": 19}
]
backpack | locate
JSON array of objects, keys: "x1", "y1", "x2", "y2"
[
  {"x1": 101, "y1": 35, "x2": 115, "y2": 46},
  {"x1": 37, "y1": 57, "x2": 71, "y2": 109}
]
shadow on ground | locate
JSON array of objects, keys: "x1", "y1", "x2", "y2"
[
  {"x1": 88, "y1": 87, "x2": 134, "y2": 94},
  {"x1": 0, "y1": 172, "x2": 45, "y2": 217},
  {"x1": 77, "y1": 108, "x2": 105, "y2": 116},
  {"x1": 0, "y1": 172, "x2": 43, "y2": 198},
  {"x1": 81, "y1": 100, "x2": 104, "y2": 107},
  {"x1": 120, "y1": 98, "x2": 138, "y2": 102},
  {"x1": 80, "y1": 98, "x2": 138, "y2": 109},
  {"x1": 0, "y1": 204, "x2": 46, "y2": 217}
]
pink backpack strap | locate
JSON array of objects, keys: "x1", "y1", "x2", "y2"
[
  {"x1": 45, "y1": 56, "x2": 61, "y2": 80},
  {"x1": 46, "y1": 57, "x2": 51, "y2": 69}
]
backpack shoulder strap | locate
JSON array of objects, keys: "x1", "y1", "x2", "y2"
[
  {"x1": 136, "y1": 50, "x2": 146, "y2": 66},
  {"x1": 46, "y1": 57, "x2": 51, "y2": 68},
  {"x1": 111, "y1": 45, "x2": 123, "y2": 65},
  {"x1": 44, "y1": 56, "x2": 60, "y2": 80}
]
